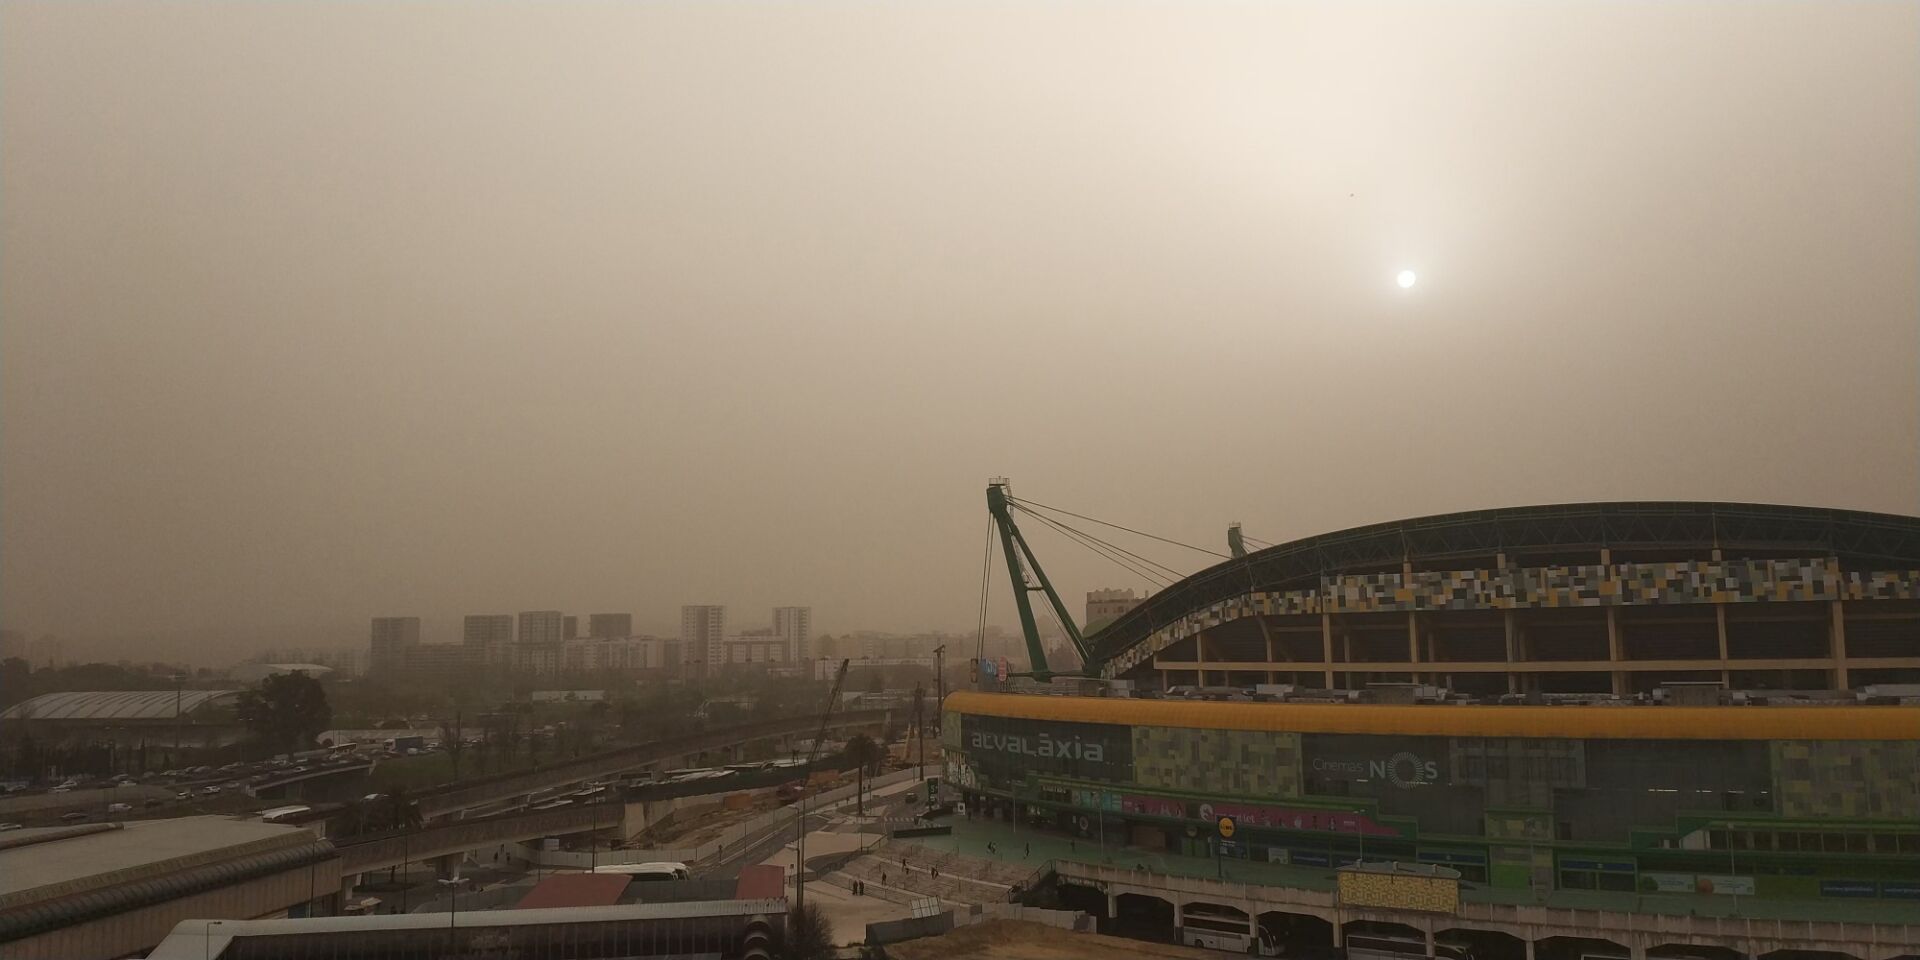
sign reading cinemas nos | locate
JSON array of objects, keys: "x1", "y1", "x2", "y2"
[{"x1": 960, "y1": 715, "x2": 1133, "y2": 783}]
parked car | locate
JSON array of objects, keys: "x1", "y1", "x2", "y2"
[
  {"x1": 199, "y1": 785, "x2": 221, "y2": 795},
  {"x1": 61, "y1": 812, "x2": 89, "y2": 823},
  {"x1": 0, "y1": 822, "x2": 23, "y2": 831},
  {"x1": 106, "y1": 802, "x2": 132, "y2": 814},
  {"x1": 144, "y1": 797, "x2": 165, "y2": 807}
]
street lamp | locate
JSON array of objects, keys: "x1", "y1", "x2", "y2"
[{"x1": 436, "y1": 876, "x2": 464, "y2": 952}]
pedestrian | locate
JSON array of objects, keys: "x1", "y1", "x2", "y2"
[
  {"x1": 1025, "y1": 842, "x2": 1031, "y2": 858},
  {"x1": 880, "y1": 871, "x2": 887, "y2": 886}
]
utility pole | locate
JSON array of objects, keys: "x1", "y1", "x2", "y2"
[{"x1": 933, "y1": 645, "x2": 945, "y2": 733}]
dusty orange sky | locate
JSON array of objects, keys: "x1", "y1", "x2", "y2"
[{"x1": 3, "y1": 2, "x2": 1915, "y2": 662}]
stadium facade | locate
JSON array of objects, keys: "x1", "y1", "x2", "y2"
[{"x1": 945, "y1": 502, "x2": 1920, "y2": 906}]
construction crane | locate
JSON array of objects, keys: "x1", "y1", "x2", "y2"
[
  {"x1": 1228, "y1": 522, "x2": 1248, "y2": 559},
  {"x1": 793, "y1": 658, "x2": 849, "y2": 912}
]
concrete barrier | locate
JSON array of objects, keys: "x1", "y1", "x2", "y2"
[{"x1": 865, "y1": 910, "x2": 954, "y2": 945}]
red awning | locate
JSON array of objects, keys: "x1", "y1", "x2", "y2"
[{"x1": 514, "y1": 874, "x2": 631, "y2": 909}]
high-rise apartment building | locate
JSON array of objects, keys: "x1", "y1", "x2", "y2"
[
  {"x1": 369, "y1": 617, "x2": 421, "y2": 673},
  {"x1": 518, "y1": 610, "x2": 564, "y2": 645},
  {"x1": 588, "y1": 613, "x2": 633, "y2": 638},
  {"x1": 563, "y1": 615, "x2": 579, "y2": 640},
  {"x1": 1085, "y1": 588, "x2": 1143, "y2": 629},
  {"x1": 463, "y1": 614, "x2": 514, "y2": 665},
  {"x1": 679, "y1": 605, "x2": 726, "y2": 673},
  {"x1": 773, "y1": 606, "x2": 813, "y2": 660}
]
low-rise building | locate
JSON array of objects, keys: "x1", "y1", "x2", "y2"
[{"x1": 0, "y1": 816, "x2": 338, "y2": 960}]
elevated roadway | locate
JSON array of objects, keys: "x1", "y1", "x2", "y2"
[
  {"x1": 413, "y1": 708, "x2": 894, "y2": 820},
  {"x1": 338, "y1": 804, "x2": 621, "y2": 874}
]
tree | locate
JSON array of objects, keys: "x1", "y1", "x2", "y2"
[
  {"x1": 845, "y1": 734, "x2": 880, "y2": 816},
  {"x1": 786, "y1": 902, "x2": 834, "y2": 960},
  {"x1": 235, "y1": 671, "x2": 332, "y2": 755},
  {"x1": 440, "y1": 712, "x2": 465, "y2": 781}
]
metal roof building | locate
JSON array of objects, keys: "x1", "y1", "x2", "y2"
[
  {"x1": 0, "y1": 816, "x2": 338, "y2": 960},
  {"x1": 0, "y1": 690, "x2": 239, "y2": 722}
]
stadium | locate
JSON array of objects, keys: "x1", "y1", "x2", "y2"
[{"x1": 944, "y1": 501, "x2": 1920, "y2": 912}]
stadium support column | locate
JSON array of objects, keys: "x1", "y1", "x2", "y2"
[
  {"x1": 1728, "y1": 602, "x2": 1743, "y2": 687},
  {"x1": 1406, "y1": 612, "x2": 1419, "y2": 683},
  {"x1": 1504, "y1": 610, "x2": 1518, "y2": 694},
  {"x1": 1321, "y1": 612, "x2": 1335, "y2": 689},
  {"x1": 1831, "y1": 598, "x2": 1850, "y2": 690},
  {"x1": 1606, "y1": 606, "x2": 1626, "y2": 696}
]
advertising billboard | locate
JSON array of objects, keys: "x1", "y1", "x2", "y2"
[{"x1": 960, "y1": 714, "x2": 1134, "y2": 784}]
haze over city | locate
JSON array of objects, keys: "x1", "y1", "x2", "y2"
[{"x1": 4, "y1": 1, "x2": 1916, "y2": 664}]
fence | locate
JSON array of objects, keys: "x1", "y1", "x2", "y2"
[{"x1": 520, "y1": 768, "x2": 923, "y2": 868}]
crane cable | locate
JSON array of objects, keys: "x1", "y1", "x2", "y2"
[
  {"x1": 1013, "y1": 505, "x2": 1177, "y2": 588},
  {"x1": 974, "y1": 513, "x2": 994, "y2": 662},
  {"x1": 1012, "y1": 502, "x2": 1187, "y2": 583},
  {"x1": 1007, "y1": 495, "x2": 1230, "y2": 560}
]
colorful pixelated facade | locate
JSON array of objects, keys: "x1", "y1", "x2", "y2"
[{"x1": 945, "y1": 692, "x2": 1920, "y2": 904}]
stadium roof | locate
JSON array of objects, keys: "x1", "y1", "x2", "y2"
[
  {"x1": 1087, "y1": 501, "x2": 1920, "y2": 671},
  {"x1": 0, "y1": 690, "x2": 239, "y2": 722}
]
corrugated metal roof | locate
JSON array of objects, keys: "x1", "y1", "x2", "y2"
[
  {"x1": 0, "y1": 690, "x2": 239, "y2": 722},
  {"x1": 945, "y1": 691, "x2": 1920, "y2": 741}
]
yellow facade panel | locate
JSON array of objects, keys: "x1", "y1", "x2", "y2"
[{"x1": 944, "y1": 691, "x2": 1920, "y2": 741}]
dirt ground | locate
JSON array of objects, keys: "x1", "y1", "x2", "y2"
[{"x1": 885, "y1": 920, "x2": 1218, "y2": 960}]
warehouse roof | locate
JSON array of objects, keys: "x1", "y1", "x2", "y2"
[{"x1": 0, "y1": 690, "x2": 239, "y2": 722}]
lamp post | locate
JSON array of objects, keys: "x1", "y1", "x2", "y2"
[{"x1": 436, "y1": 876, "x2": 463, "y2": 953}]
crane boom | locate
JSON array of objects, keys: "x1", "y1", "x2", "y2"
[{"x1": 793, "y1": 658, "x2": 849, "y2": 912}]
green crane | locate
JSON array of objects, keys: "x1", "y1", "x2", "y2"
[{"x1": 986, "y1": 480, "x2": 1093, "y2": 680}]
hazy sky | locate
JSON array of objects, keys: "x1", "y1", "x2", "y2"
[{"x1": 4, "y1": 2, "x2": 1916, "y2": 663}]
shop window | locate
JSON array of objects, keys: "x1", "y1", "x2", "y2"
[
  {"x1": 1870, "y1": 834, "x2": 1896, "y2": 854},
  {"x1": 1559, "y1": 870, "x2": 1596, "y2": 890},
  {"x1": 1898, "y1": 834, "x2": 1920, "y2": 855},
  {"x1": 1597, "y1": 872, "x2": 1634, "y2": 892},
  {"x1": 1799, "y1": 832, "x2": 1823, "y2": 852},
  {"x1": 1776, "y1": 833, "x2": 1799, "y2": 852},
  {"x1": 1708, "y1": 829, "x2": 1729, "y2": 850},
  {"x1": 1845, "y1": 833, "x2": 1867, "y2": 854},
  {"x1": 1822, "y1": 833, "x2": 1847, "y2": 853}
]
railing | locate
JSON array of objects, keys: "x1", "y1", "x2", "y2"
[{"x1": 1054, "y1": 862, "x2": 1920, "y2": 953}]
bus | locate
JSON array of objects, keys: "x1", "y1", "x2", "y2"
[
  {"x1": 258, "y1": 805, "x2": 311, "y2": 824},
  {"x1": 1179, "y1": 903, "x2": 1280, "y2": 956},
  {"x1": 591, "y1": 861, "x2": 691, "y2": 882},
  {"x1": 1344, "y1": 934, "x2": 1472, "y2": 960}
]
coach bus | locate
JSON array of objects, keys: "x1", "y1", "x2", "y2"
[{"x1": 1178, "y1": 902, "x2": 1279, "y2": 956}]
